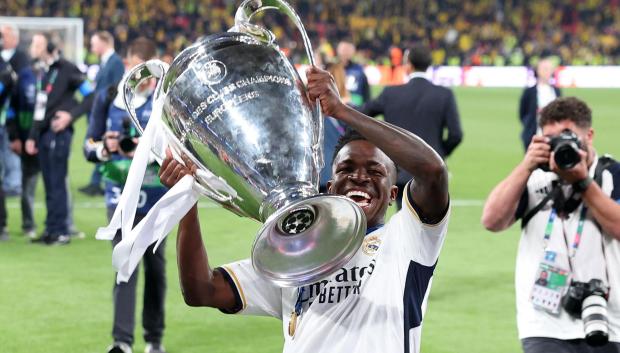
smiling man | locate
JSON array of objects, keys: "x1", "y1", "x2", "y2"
[{"x1": 158, "y1": 66, "x2": 450, "y2": 353}]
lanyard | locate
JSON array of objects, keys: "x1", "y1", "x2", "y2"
[
  {"x1": 36, "y1": 68, "x2": 58, "y2": 95},
  {"x1": 543, "y1": 207, "x2": 587, "y2": 259}
]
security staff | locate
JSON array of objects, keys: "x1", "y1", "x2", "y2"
[{"x1": 25, "y1": 33, "x2": 94, "y2": 245}]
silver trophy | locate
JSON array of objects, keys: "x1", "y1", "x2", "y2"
[{"x1": 122, "y1": 0, "x2": 366, "y2": 287}]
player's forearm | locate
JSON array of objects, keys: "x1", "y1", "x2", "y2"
[
  {"x1": 482, "y1": 163, "x2": 531, "y2": 231},
  {"x1": 177, "y1": 204, "x2": 218, "y2": 306},
  {"x1": 582, "y1": 183, "x2": 620, "y2": 239},
  {"x1": 335, "y1": 104, "x2": 449, "y2": 218}
]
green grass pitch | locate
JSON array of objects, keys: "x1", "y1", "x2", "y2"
[{"x1": 0, "y1": 87, "x2": 618, "y2": 353}]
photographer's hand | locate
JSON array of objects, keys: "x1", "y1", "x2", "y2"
[
  {"x1": 103, "y1": 131, "x2": 119, "y2": 158},
  {"x1": 550, "y1": 149, "x2": 589, "y2": 184},
  {"x1": 522, "y1": 135, "x2": 551, "y2": 172}
]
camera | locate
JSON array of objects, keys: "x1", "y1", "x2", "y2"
[
  {"x1": 562, "y1": 279, "x2": 609, "y2": 346},
  {"x1": 118, "y1": 117, "x2": 138, "y2": 153},
  {"x1": 540, "y1": 129, "x2": 582, "y2": 171}
]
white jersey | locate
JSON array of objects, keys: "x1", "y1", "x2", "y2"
[
  {"x1": 219, "y1": 189, "x2": 450, "y2": 353},
  {"x1": 515, "y1": 157, "x2": 620, "y2": 341}
]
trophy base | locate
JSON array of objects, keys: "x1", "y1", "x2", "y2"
[{"x1": 252, "y1": 194, "x2": 367, "y2": 287}]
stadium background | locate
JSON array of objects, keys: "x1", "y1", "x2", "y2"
[{"x1": 1, "y1": 1, "x2": 620, "y2": 353}]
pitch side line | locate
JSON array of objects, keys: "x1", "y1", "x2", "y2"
[{"x1": 4, "y1": 199, "x2": 485, "y2": 209}]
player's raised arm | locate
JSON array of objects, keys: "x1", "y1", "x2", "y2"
[
  {"x1": 306, "y1": 66, "x2": 449, "y2": 224},
  {"x1": 158, "y1": 149, "x2": 237, "y2": 309}
]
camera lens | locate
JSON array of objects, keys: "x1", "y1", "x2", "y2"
[
  {"x1": 119, "y1": 136, "x2": 137, "y2": 153},
  {"x1": 553, "y1": 142, "x2": 580, "y2": 169},
  {"x1": 582, "y1": 295, "x2": 609, "y2": 347}
]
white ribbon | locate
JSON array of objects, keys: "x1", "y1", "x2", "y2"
[
  {"x1": 95, "y1": 93, "x2": 167, "y2": 242},
  {"x1": 96, "y1": 91, "x2": 201, "y2": 283},
  {"x1": 112, "y1": 175, "x2": 198, "y2": 283}
]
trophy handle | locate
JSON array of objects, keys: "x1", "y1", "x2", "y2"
[
  {"x1": 122, "y1": 60, "x2": 169, "y2": 136},
  {"x1": 232, "y1": 0, "x2": 324, "y2": 171},
  {"x1": 122, "y1": 61, "x2": 242, "y2": 207}
]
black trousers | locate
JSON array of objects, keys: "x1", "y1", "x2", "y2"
[
  {"x1": 522, "y1": 337, "x2": 620, "y2": 353},
  {"x1": 38, "y1": 129, "x2": 71, "y2": 236},
  {"x1": 108, "y1": 209, "x2": 167, "y2": 346}
]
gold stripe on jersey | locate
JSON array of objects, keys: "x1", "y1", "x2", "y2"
[
  {"x1": 222, "y1": 265, "x2": 248, "y2": 311},
  {"x1": 403, "y1": 181, "x2": 449, "y2": 227}
]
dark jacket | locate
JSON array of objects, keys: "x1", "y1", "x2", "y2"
[
  {"x1": 518, "y1": 85, "x2": 561, "y2": 151},
  {"x1": 29, "y1": 58, "x2": 94, "y2": 140},
  {"x1": 6, "y1": 66, "x2": 35, "y2": 141},
  {"x1": 8, "y1": 49, "x2": 30, "y2": 73},
  {"x1": 361, "y1": 76, "x2": 463, "y2": 184},
  {"x1": 94, "y1": 52, "x2": 124, "y2": 94}
]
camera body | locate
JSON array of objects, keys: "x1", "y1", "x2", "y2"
[
  {"x1": 562, "y1": 278, "x2": 609, "y2": 346},
  {"x1": 118, "y1": 117, "x2": 138, "y2": 154},
  {"x1": 540, "y1": 129, "x2": 582, "y2": 171}
]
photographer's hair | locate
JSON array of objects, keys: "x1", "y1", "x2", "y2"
[
  {"x1": 94, "y1": 30, "x2": 114, "y2": 48},
  {"x1": 539, "y1": 97, "x2": 592, "y2": 129},
  {"x1": 407, "y1": 43, "x2": 432, "y2": 72},
  {"x1": 127, "y1": 37, "x2": 157, "y2": 61}
]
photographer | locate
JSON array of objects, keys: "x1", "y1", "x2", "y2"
[
  {"x1": 84, "y1": 37, "x2": 167, "y2": 353},
  {"x1": 482, "y1": 97, "x2": 620, "y2": 353}
]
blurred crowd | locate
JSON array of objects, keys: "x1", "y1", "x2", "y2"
[{"x1": 2, "y1": 0, "x2": 620, "y2": 66}]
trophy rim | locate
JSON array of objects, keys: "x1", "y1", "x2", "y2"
[{"x1": 251, "y1": 194, "x2": 367, "y2": 287}]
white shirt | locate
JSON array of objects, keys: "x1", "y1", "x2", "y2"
[
  {"x1": 220, "y1": 188, "x2": 450, "y2": 353},
  {"x1": 1, "y1": 48, "x2": 16, "y2": 62},
  {"x1": 101, "y1": 48, "x2": 115, "y2": 67},
  {"x1": 407, "y1": 71, "x2": 430, "y2": 82},
  {"x1": 535, "y1": 83, "x2": 557, "y2": 134},
  {"x1": 516, "y1": 157, "x2": 620, "y2": 341}
]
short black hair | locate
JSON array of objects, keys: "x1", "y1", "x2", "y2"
[
  {"x1": 331, "y1": 127, "x2": 398, "y2": 183},
  {"x1": 539, "y1": 97, "x2": 592, "y2": 129},
  {"x1": 408, "y1": 44, "x2": 432, "y2": 72},
  {"x1": 332, "y1": 127, "x2": 367, "y2": 162}
]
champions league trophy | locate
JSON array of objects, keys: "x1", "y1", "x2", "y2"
[{"x1": 121, "y1": 0, "x2": 366, "y2": 287}]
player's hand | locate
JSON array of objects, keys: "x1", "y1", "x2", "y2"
[
  {"x1": 25, "y1": 139, "x2": 38, "y2": 155},
  {"x1": 10, "y1": 139, "x2": 22, "y2": 155},
  {"x1": 306, "y1": 66, "x2": 347, "y2": 118},
  {"x1": 522, "y1": 135, "x2": 550, "y2": 172},
  {"x1": 551, "y1": 148, "x2": 589, "y2": 184},
  {"x1": 51, "y1": 111, "x2": 72, "y2": 132},
  {"x1": 159, "y1": 148, "x2": 197, "y2": 188}
]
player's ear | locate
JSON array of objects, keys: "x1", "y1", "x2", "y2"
[
  {"x1": 389, "y1": 185, "x2": 398, "y2": 205},
  {"x1": 326, "y1": 180, "x2": 334, "y2": 193}
]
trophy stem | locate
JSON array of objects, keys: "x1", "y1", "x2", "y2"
[{"x1": 259, "y1": 183, "x2": 317, "y2": 222}]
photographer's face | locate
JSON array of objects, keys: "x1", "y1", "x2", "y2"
[{"x1": 542, "y1": 119, "x2": 594, "y2": 164}]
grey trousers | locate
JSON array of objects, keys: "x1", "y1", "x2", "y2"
[
  {"x1": 108, "y1": 209, "x2": 167, "y2": 346},
  {"x1": 522, "y1": 337, "x2": 620, "y2": 353},
  {"x1": 20, "y1": 153, "x2": 39, "y2": 232}
]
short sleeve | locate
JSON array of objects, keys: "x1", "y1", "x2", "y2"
[
  {"x1": 216, "y1": 259, "x2": 283, "y2": 318},
  {"x1": 384, "y1": 181, "x2": 450, "y2": 267}
]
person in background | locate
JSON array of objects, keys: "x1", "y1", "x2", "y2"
[
  {"x1": 1, "y1": 24, "x2": 28, "y2": 197},
  {"x1": 519, "y1": 57, "x2": 561, "y2": 151},
  {"x1": 84, "y1": 37, "x2": 167, "y2": 353},
  {"x1": 26, "y1": 33, "x2": 94, "y2": 245},
  {"x1": 0, "y1": 49, "x2": 17, "y2": 240},
  {"x1": 4, "y1": 27, "x2": 38, "y2": 239},
  {"x1": 361, "y1": 44, "x2": 463, "y2": 209},
  {"x1": 79, "y1": 31, "x2": 125, "y2": 196},
  {"x1": 337, "y1": 40, "x2": 370, "y2": 107}
]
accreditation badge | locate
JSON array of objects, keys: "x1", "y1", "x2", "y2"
[
  {"x1": 33, "y1": 91, "x2": 48, "y2": 122},
  {"x1": 530, "y1": 251, "x2": 571, "y2": 314}
]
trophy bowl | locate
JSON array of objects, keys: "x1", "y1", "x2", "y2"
[{"x1": 122, "y1": 0, "x2": 366, "y2": 287}]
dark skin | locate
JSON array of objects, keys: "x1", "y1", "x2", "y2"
[{"x1": 159, "y1": 66, "x2": 449, "y2": 310}]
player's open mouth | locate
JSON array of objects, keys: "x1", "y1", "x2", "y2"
[{"x1": 346, "y1": 190, "x2": 372, "y2": 208}]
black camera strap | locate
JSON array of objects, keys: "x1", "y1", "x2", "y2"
[{"x1": 521, "y1": 155, "x2": 616, "y2": 228}]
